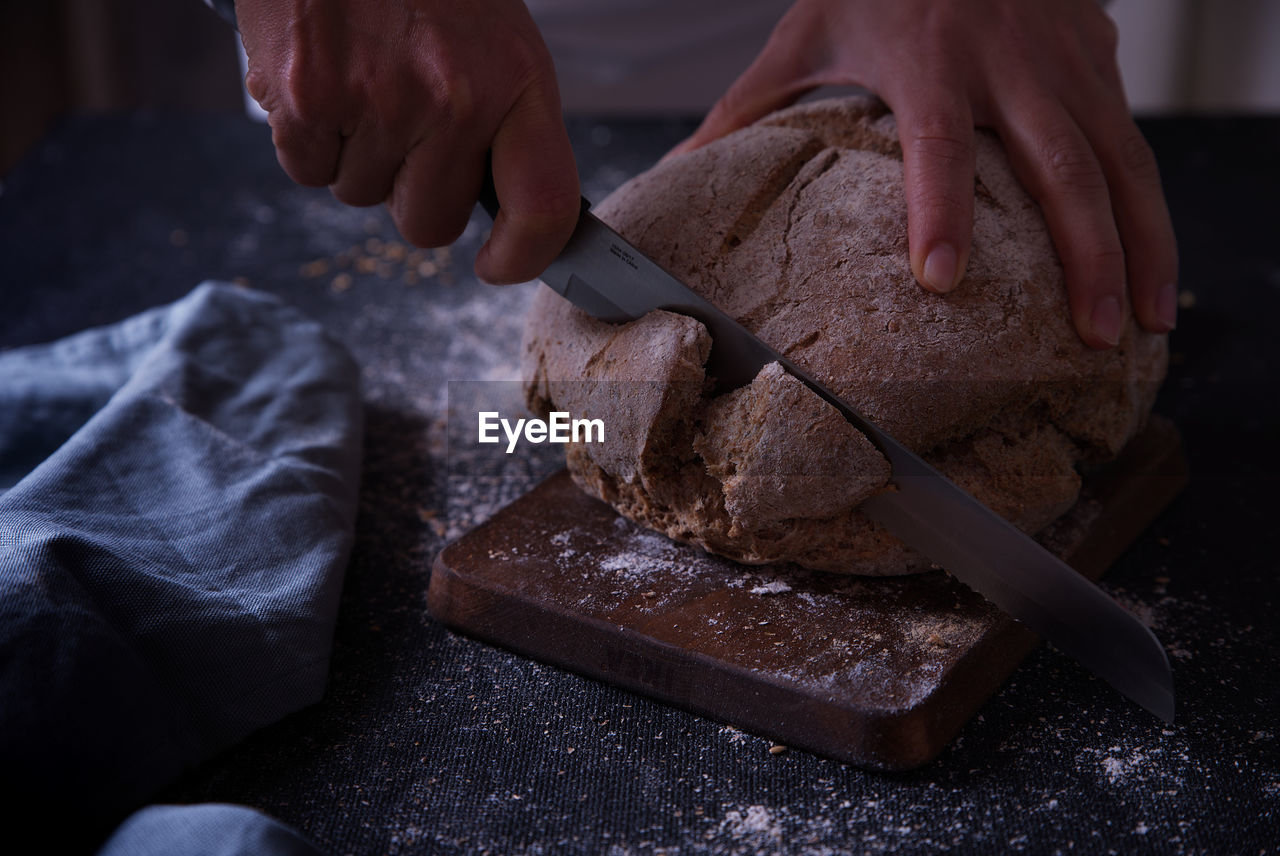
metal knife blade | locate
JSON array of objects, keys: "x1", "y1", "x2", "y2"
[{"x1": 477, "y1": 180, "x2": 1174, "y2": 722}]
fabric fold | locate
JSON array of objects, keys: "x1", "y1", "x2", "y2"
[{"x1": 0, "y1": 283, "x2": 363, "y2": 840}]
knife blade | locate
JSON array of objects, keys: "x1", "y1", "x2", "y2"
[{"x1": 477, "y1": 176, "x2": 1174, "y2": 722}]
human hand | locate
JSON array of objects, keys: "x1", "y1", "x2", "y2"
[
  {"x1": 236, "y1": 0, "x2": 581, "y2": 284},
  {"x1": 670, "y1": 0, "x2": 1178, "y2": 348}
]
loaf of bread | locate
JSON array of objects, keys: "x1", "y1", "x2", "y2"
[{"x1": 522, "y1": 97, "x2": 1167, "y2": 575}]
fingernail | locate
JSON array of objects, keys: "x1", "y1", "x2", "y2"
[
  {"x1": 1156, "y1": 282, "x2": 1178, "y2": 331},
  {"x1": 1090, "y1": 295, "x2": 1123, "y2": 347},
  {"x1": 923, "y1": 243, "x2": 958, "y2": 292}
]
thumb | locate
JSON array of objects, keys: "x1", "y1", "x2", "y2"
[
  {"x1": 666, "y1": 10, "x2": 822, "y2": 159},
  {"x1": 475, "y1": 82, "x2": 581, "y2": 285}
]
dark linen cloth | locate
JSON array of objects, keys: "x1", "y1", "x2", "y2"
[{"x1": 0, "y1": 283, "x2": 362, "y2": 846}]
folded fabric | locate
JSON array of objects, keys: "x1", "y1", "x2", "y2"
[
  {"x1": 0, "y1": 284, "x2": 363, "y2": 846},
  {"x1": 96, "y1": 804, "x2": 325, "y2": 856}
]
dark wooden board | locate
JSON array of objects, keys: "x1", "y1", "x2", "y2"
[{"x1": 428, "y1": 417, "x2": 1186, "y2": 771}]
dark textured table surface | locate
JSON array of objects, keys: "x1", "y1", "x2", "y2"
[{"x1": 2, "y1": 112, "x2": 1277, "y2": 855}]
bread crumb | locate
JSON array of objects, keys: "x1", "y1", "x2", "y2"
[
  {"x1": 299, "y1": 258, "x2": 331, "y2": 278},
  {"x1": 769, "y1": 744, "x2": 787, "y2": 755},
  {"x1": 416, "y1": 506, "x2": 447, "y2": 537}
]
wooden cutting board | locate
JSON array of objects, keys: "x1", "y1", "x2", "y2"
[{"x1": 428, "y1": 417, "x2": 1186, "y2": 770}]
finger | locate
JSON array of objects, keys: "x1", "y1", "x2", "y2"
[
  {"x1": 387, "y1": 134, "x2": 485, "y2": 252},
  {"x1": 888, "y1": 90, "x2": 976, "y2": 294},
  {"x1": 329, "y1": 123, "x2": 405, "y2": 208},
  {"x1": 475, "y1": 84, "x2": 580, "y2": 285},
  {"x1": 996, "y1": 98, "x2": 1127, "y2": 349},
  {"x1": 263, "y1": 108, "x2": 342, "y2": 189},
  {"x1": 667, "y1": 11, "x2": 820, "y2": 158},
  {"x1": 1072, "y1": 90, "x2": 1179, "y2": 333},
  {"x1": 247, "y1": 64, "x2": 343, "y2": 189}
]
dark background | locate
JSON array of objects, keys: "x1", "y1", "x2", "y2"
[{"x1": 0, "y1": 0, "x2": 241, "y2": 175}]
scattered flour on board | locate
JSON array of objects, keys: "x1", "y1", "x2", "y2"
[
  {"x1": 595, "y1": 527, "x2": 707, "y2": 583},
  {"x1": 750, "y1": 581, "x2": 792, "y2": 595}
]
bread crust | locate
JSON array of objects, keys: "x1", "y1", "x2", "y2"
[{"x1": 522, "y1": 97, "x2": 1167, "y2": 575}]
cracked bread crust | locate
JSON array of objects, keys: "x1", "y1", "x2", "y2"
[{"x1": 521, "y1": 96, "x2": 1167, "y2": 575}]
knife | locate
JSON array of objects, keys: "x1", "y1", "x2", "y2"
[{"x1": 477, "y1": 173, "x2": 1174, "y2": 723}]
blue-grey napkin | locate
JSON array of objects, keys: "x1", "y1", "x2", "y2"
[
  {"x1": 0, "y1": 283, "x2": 362, "y2": 842},
  {"x1": 96, "y1": 804, "x2": 325, "y2": 856}
]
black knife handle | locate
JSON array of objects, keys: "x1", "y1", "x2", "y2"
[
  {"x1": 478, "y1": 158, "x2": 501, "y2": 221},
  {"x1": 477, "y1": 156, "x2": 592, "y2": 223}
]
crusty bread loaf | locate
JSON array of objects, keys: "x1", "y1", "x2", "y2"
[{"x1": 522, "y1": 96, "x2": 1167, "y2": 575}]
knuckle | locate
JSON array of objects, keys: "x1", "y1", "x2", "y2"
[
  {"x1": 492, "y1": 164, "x2": 580, "y2": 232},
  {"x1": 1115, "y1": 131, "x2": 1161, "y2": 183},
  {"x1": 1076, "y1": 241, "x2": 1126, "y2": 284},
  {"x1": 421, "y1": 42, "x2": 482, "y2": 128},
  {"x1": 505, "y1": 199, "x2": 580, "y2": 251},
  {"x1": 243, "y1": 69, "x2": 271, "y2": 107},
  {"x1": 435, "y1": 68, "x2": 477, "y2": 128},
  {"x1": 1039, "y1": 132, "x2": 1106, "y2": 192},
  {"x1": 285, "y1": 66, "x2": 333, "y2": 125},
  {"x1": 908, "y1": 189, "x2": 970, "y2": 224},
  {"x1": 520, "y1": 182, "x2": 582, "y2": 226},
  {"x1": 908, "y1": 117, "x2": 972, "y2": 167}
]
